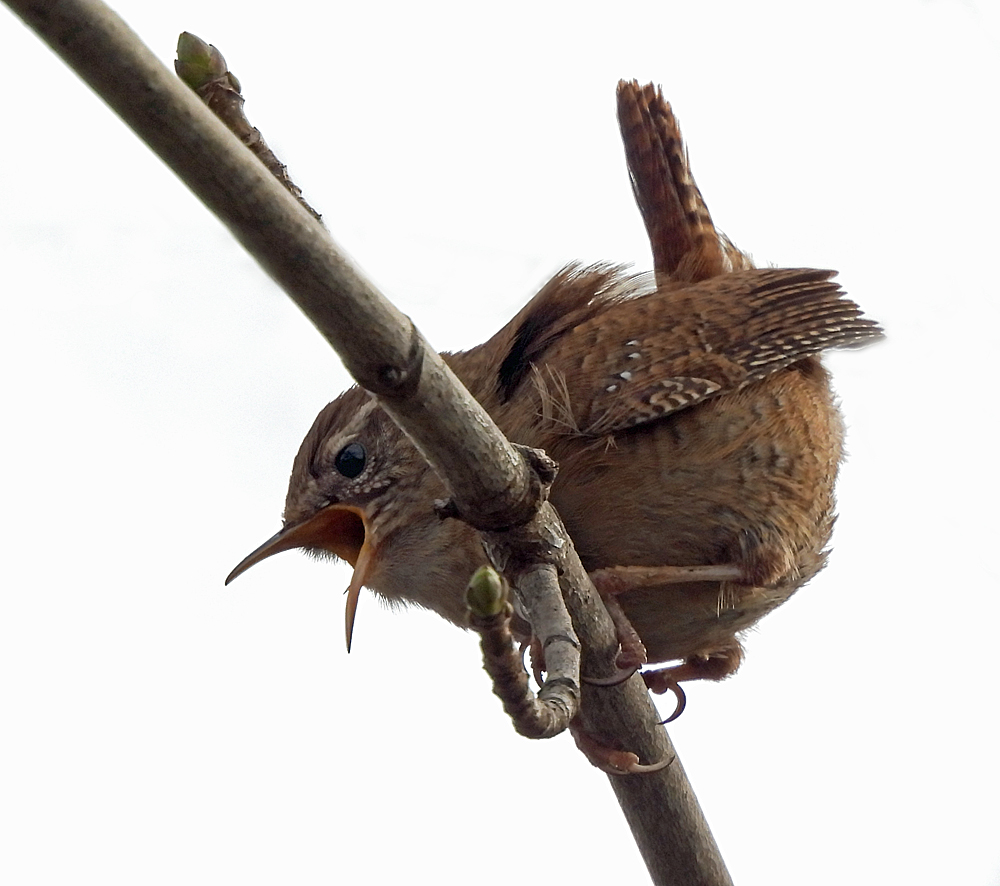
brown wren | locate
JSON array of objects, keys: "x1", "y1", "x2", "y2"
[{"x1": 227, "y1": 81, "x2": 883, "y2": 703}]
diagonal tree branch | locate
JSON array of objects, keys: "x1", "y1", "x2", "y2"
[{"x1": 4, "y1": 1, "x2": 733, "y2": 883}]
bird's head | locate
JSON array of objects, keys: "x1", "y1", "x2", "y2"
[{"x1": 226, "y1": 385, "x2": 474, "y2": 650}]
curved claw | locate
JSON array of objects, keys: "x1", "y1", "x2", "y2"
[
  {"x1": 582, "y1": 664, "x2": 640, "y2": 687},
  {"x1": 586, "y1": 665, "x2": 687, "y2": 720},
  {"x1": 572, "y1": 726, "x2": 675, "y2": 775},
  {"x1": 651, "y1": 678, "x2": 687, "y2": 724},
  {"x1": 604, "y1": 752, "x2": 676, "y2": 775}
]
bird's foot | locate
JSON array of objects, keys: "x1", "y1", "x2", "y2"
[
  {"x1": 587, "y1": 564, "x2": 747, "y2": 721},
  {"x1": 644, "y1": 647, "x2": 745, "y2": 689},
  {"x1": 642, "y1": 646, "x2": 744, "y2": 721},
  {"x1": 582, "y1": 662, "x2": 688, "y2": 722},
  {"x1": 571, "y1": 722, "x2": 673, "y2": 775},
  {"x1": 580, "y1": 591, "x2": 644, "y2": 687}
]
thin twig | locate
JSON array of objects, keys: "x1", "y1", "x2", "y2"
[
  {"x1": 174, "y1": 32, "x2": 322, "y2": 221},
  {"x1": 466, "y1": 567, "x2": 576, "y2": 739}
]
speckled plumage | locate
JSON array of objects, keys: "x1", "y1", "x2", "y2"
[{"x1": 229, "y1": 81, "x2": 882, "y2": 685}]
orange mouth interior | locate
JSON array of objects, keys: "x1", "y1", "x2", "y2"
[
  {"x1": 305, "y1": 506, "x2": 366, "y2": 567},
  {"x1": 226, "y1": 505, "x2": 374, "y2": 654}
]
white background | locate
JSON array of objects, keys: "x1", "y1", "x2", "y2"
[{"x1": 2, "y1": 1, "x2": 998, "y2": 883}]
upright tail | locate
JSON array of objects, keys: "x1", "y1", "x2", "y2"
[{"x1": 616, "y1": 81, "x2": 750, "y2": 284}]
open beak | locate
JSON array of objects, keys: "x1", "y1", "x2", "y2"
[{"x1": 225, "y1": 505, "x2": 375, "y2": 652}]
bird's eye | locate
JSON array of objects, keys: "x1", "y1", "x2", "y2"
[{"x1": 334, "y1": 442, "x2": 367, "y2": 479}]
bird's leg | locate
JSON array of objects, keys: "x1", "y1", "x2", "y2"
[
  {"x1": 590, "y1": 563, "x2": 745, "y2": 594},
  {"x1": 588, "y1": 564, "x2": 746, "y2": 720},
  {"x1": 600, "y1": 592, "x2": 647, "y2": 670},
  {"x1": 587, "y1": 563, "x2": 743, "y2": 670}
]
